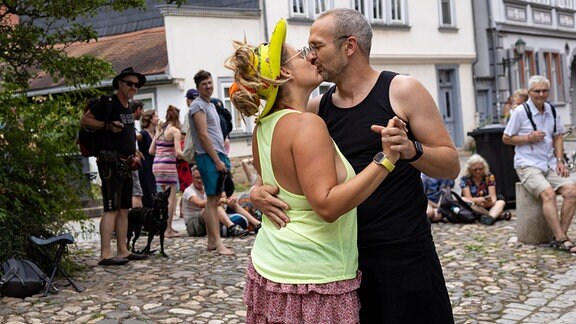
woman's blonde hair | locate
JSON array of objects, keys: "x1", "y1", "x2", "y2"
[
  {"x1": 464, "y1": 154, "x2": 491, "y2": 177},
  {"x1": 165, "y1": 105, "x2": 181, "y2": 129},
  {"x1": 224, "y1": 41, "x2": 288, "y2": 118}
]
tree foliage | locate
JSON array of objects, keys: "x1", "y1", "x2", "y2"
[{"x1": 0, "y1": 0, "x2": 183, "y2": 267}]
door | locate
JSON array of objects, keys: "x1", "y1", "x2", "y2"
[{"x1": 437, "y1": 68, "x2": 462, "y2": 146}]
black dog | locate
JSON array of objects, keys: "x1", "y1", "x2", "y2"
[{"x1": 127, "y1": 187, "x2": 170, "y2": 257}]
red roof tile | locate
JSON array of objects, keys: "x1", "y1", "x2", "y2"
[{"x1": 28, "y1": 27, "x2": 168, "y2": 91}]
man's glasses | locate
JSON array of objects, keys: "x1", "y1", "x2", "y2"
[
  {"x1": 283, "y1": 46, "x2": 311, "y2": 65},
  {"x1": 530, "y1": 89, "x2": 549, "y2": 94},
  {"x1": 120, "y1": 79, "x2": 142, "y2": 89},
  {"x1": 308, "y1": 35, "x2": 351, "y2": 55}
]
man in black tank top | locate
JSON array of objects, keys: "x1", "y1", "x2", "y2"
[{"x1": 251, "y1": 9, "x2": 459, "y2": 323}]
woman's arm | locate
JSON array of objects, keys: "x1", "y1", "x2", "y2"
[
  {"x1": 291, "y1": 114, "x2": 398, "y2": 222},
  {"x1": 171, "y1": 127, "x2": 184, "y2": 159},
  {"x1": 149, "y1": 126, "x2": 161, "y2": 156},
  {"x1": 486, "y1": 185, "x2": 498, "y2": 208}
]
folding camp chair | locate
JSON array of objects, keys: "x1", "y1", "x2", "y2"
[{"x1": 29, "y1": 233, "x2": 83, "y2": 296}]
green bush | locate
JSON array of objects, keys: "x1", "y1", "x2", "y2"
[
  {"x1": 0, "y1": 91, "x2": 95, "y2": 268},
  {"x1": 0, "y1": 0, "x2": 186, "y2": 270}
]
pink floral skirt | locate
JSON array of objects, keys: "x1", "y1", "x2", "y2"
[{"x1": 243, "y1": 262, "x2": 361, "y2": 324}]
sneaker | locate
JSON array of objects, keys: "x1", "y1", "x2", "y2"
[
  {"x1": 479, "y1": 214, "x2": 496, "y2": 225},
  {"x1": 228, "y1": 224, "x2": 248, "y2": 237}
]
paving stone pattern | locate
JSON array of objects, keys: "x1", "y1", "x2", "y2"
[{"x1": 2, "y1": 215, "x2": 576, "y2": 323}]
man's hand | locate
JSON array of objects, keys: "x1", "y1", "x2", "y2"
[
  {"x1": 557, "y1": 160, "x2": 570, "y2": 177},
  {"x1": 215, "y1": 159, "x2": 227, "y2": 172},
  {"x1": 250, "y1": 184, "x2": 290, "y2": 229},
  {"x1": 528, "y1": 130, "x2": 546, "y2": 143},
  {"x1": 371, "y1": 116, "x2": 408, "y2": 162},
  {"x1": 107, "y1": 121, "x2": 124, "y2": 133},
  {"x1": 227, "y1": 195, "x2": 238, "y2": 206}
]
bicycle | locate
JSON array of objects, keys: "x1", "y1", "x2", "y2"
[{"x1": 562, "y1": 127, "x2": 576, "y2": 171}]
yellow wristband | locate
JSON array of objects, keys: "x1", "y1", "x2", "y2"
[{"x1": 382, "y1": 158, "x2": 395, "y2": 172}]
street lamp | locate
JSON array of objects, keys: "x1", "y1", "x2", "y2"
[
  {"x1": 502, "y1": 38, "x2": 526, "y2": 66},
  {"x1": 498, "y1": 38, "x2": 526, "y2": 123}
]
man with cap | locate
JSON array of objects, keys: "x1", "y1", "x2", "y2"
[
  {"x1": 187, "y1": 70, "x2": 233, "y2": 255},
  {"x1": 81, "y1": 67, "x2": 149, "y2": 265},
  {"x1": 181, "y1": 89, "x2": 199, "y2": 135}
]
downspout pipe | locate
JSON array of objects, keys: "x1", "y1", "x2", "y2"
[{"x1": 487, "y1": 0, "x2": 501, "y2": 122}]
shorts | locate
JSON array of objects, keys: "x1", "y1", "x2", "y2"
[
  {"x1": 98, "y1": 160, "x2": 133, "y2": 212},
  {"x1": 195, "y1": 152, "x2": 231, "y2": 196},
  {"x1": 132, "y1": 170, "x2": 143, "y2": 196},
  {"x1": 516, "y1": 166, "x2": 575, "y2": 197},
  {"x1": 185, "y1": 211, "x2": 206, "y2": 237}
]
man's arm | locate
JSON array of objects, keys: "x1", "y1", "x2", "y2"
[
  {"x1": 502, "y1": 131, "x2": 544, "y2": 146},
  {"x1": 388, "y1": 75, "x2": 459, "y2": 179},
  {"x1": 81, "y1": 109, "x2": 124, "y2": 133},
  {"x1": 192, "y1": 110, "x2": 226, "y2": 172},
  {"x1": 553, "y1": 134, "x2": 570, "y2": 177}
]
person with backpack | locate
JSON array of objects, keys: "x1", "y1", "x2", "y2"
[
  {"x1": 80, "y1": 67, "x2": 149, "y2": 265},
  {"x1": 421, "y1": 173, "x2": 454, "y2": 222},
  {"x1": 187, "y1": 70, "x2": 234, "y2": 255},
  {"x1": 210, "y1": 97, "x2": 233, "y2": 153},
  {"x1": 503, "y1": 75, "x2": 576, "y2": 254}
]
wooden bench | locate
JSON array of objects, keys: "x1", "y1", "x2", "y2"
[{"x1": 515, "y1": 182, "x2": 553, "y2": 245}]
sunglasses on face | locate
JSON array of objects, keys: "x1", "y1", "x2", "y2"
[
  {"x1": 283, "y1": 46, "x2": 311, "y2": 65},
  {"x1": 471, "y1": 167, "x2": 484, "y2": 172},
  {"x1": 120, "y1": 79, "x2": 142, "y2": 89}
]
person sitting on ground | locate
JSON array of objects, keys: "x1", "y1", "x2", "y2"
[
  {"x1": 241, "y1": 157, "x2": 258, "y2": 186},
  {"x1": 459, "y1": 154, "x2": 510, "y2": 225},
  {"x1": 421, "y1": 173, "x2": 454, "y2": 223},
  {"x1": 221, "y1": 193, "x2": 262, "y2": 233},
  {"x1": 182, "y1": 166, "x2": 249, "y2": 237}
]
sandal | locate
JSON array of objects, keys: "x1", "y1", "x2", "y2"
[
  {"x1": 501, "y1": 210, "x2": 512, "y2": 221},
  {"x1": 551, "y1": 237, "x2": 576, "y2": 254}
]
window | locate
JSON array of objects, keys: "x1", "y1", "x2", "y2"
[
  {"x1": 134, "y1": 93, "x2": 156, "y2": 111},
  {"x1": 518, "y1": 50, "x2": 536, "y2": 88},
  {"x1": 543, "y1": 52, "x2": 565, "y2": 102},
  {"x1": 221, "y1": 81, "x2": 251, "y2": 134},
  {"x1": 557, "y1": 0, "x2": 576, "y2": 10},
  {"x1": 290, "y1": 0, "x2": 333, "y2": 19},
  {"x1": 311, "y1": 82, "x2": 335, "y2": 98},
  {"x1": 354, "y1": 0, "x2": 407, "y2": 24},
  {"x1": 439, "y1": 0, "x2": 455, "y2": 27},
  {"x1": 506, "y1": 5, "x2": 527, "y2": 22}
]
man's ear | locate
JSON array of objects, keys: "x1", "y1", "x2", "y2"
[{"x1": 344, "y1": 36, "x2": 358, "y2": 56}]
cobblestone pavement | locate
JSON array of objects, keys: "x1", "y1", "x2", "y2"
[{"x1": 2, "y1": 214, "x2": 576, "y2": 323}]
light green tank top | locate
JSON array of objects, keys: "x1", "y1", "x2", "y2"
[{"x1": 251, "y1": 109, "x2": 358, "y2": 284}]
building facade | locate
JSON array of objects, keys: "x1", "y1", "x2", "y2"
[
  {"x1": 28, "y1": 0, "x2": 477, "y2": 154},
  {"x1": 473, "y1": 0, "x2": 576, "y2": 127}
]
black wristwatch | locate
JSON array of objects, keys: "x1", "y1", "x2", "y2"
[{"x1": 404, "y1": 140, "x2": 423, "y2": 162}]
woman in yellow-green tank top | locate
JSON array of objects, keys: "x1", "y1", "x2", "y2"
[{"x1": 225, "y1": 19, "x2": 400, "y2": 323}]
